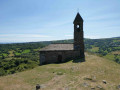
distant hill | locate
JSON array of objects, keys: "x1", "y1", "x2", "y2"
[
  {"x1": 0, "y1": 53, "x2": 120, "y2": 90},
  {"x1": 0, "y1": 37, "x2": 120, "y2": 76}
]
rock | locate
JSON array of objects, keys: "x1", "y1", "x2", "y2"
[
  {"x1": 71, "y1": 66, "x2": 75, "y2": 70},
  {"x1": 92, "y1": 76, "x2": 96, "y2": 80},
  {"x1": 40, "y1": 84, "x2": 46, "y2": 88},
  {"x1": 36, "y1": 84, "x2": 40, "y2": 90},
  {"x1": 84, "y1": 77, "x2": 92, "y2": 81},
  {"x1": 57, "y1": 72, "x2": 63, "y2": 75},
  {"x1": 91, "y1": 87, "x2": 95, "y2": 90},
  {"x1": 102, "y1": 80, "x2": 107, "y2": 84},
  {"x1": 117, "y1": 85, "x2": 120, "y2": 89},
  {"x1": 82, "y1": 82, "x2": 89, "y2": 87},
  {"x1": 96, "y1": 85, "x2": 103, "y2": 89},
  {"x1": 58, "y1": 88, "x2": 62, "y2": 90},
  {"x1": 65, "y1": 87, "x2": 69, "y2": 90}
]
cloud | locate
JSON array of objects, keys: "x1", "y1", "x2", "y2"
[
  {"x1": 65, "y1": 35, "x2": 73, "y2": 37},
  {"x1": 64, "y1": 34, "x2": 102, "y2": 39},
  {"x1": 64, "y1": 34, "x2": 103, "y2": 39},
  {"x1": 84, "y1": 34, "x2": 114, "y2": 39},
  {"x1": 42, "y1": 20, "x2": 71, "y2": 28},
  {"x1": 85, "y1": 35, "x2": 101, "y2": 39},
  {"x1": 0, "y1": 34, "x2": 51, "y2": 38},
  {"x1": 0, "y1": 34, "x2": 54, "y2": 43}
]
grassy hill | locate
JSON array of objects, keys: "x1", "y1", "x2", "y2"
[
  {"x1": 0, "y1": 37, "x2": 120, "y2": 76},
  {"x1": 0, "y1": 53, "x2": 120, "y2": 90}
]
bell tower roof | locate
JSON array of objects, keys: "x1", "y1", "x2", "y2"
[{"x1": 73, "y1": 12, "x2": 83, "y2": 24}]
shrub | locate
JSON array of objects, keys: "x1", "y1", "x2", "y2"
[{"x1": 0, "y1": 68, "x2": 6, "y2": 76}]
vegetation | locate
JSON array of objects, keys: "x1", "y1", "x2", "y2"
[
  {"x1": 84, "y1": 37, "x2": 120, "y2": 64},
  {"x1": 0, "y1": 42, "x2": 49, "y2": 76},
  {"x1": 0, "y1": 53, "x2": 120, "y2": 90},
  {"x1": 0, "y1": 37, "x2": 120, "y2": 76}
]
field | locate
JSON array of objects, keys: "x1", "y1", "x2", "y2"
[
  {"x1": 0, "y1": 53, "x2": 120, "y2": 90},
  {"x1": 88, "y1": 46, "x2": 99, "y2": 53}
]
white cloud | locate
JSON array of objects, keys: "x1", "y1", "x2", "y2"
[
  {"x1": 0, "y1": 34, "x2": 51, "y2": 38},
  {"x1": 65, "y1": 35, "x2": 73, "y2": 37},
  {"x1": 65, "y1": 34, "x2": 107, "y2": 39},
  {"x1": 84, "y1": 34, "x2": 115, "y2": 39},
  {"x1": 85, "y1": 35, "x2": 101, "y2": 39},
  {"x1": 0, "y1": 34, "x2": 53, "y2": 42}
]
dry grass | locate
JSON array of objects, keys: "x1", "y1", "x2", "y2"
[
  {"x1": 112, "y1": 51, "x2": 120, "y2": 55},
  {"x1": 8, "y1": 51, "x2": 14, "y2": 57},
  {"x1": 0, "y1": 53, "x2": 120, "y2": 90}
]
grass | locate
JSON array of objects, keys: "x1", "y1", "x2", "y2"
[
  {"x1": 22, "y1": 49, "x2": 30, "y2": 54},
  {"x1": 112, "y1": 51, "x2": 120, "y2": 55},
  {"x1": 114, "y1": 46, "x2": 120, "y2": 50},
  {"x1": 0, "y1": 52, "x2": 120, "y2": 90},
  {"x1": 113, "y1": 40, "x2": 120, "y2": 42},
  {"x1": 8, "y1": 51, "x2": 14, "y2": 57},
  {"x1": 104, "y1": 53, "x2": 115, "y2": 60},
  {"x1": 88, "y1": 47, "x2": 99, "y2": 53},
  {"x1": 15, "y1": 52, "x2": 21, "y2": 56},
  {"x1": 14, "y1": 49, "x2": 31, "y2": 56},
  {"x1": 2, "y1": 53, "x2": 8, "y2": 57},
  {"x1": 104, "y1": 51, "x2": 120, "y2": 61}
]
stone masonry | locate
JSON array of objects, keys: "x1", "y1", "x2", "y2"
[{"x1": 39, "y1": 12, "x2": 85, "y2": 65}]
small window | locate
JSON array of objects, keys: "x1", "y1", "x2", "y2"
[{"x1": 77, "y1": 25, "x2": 80, "y2": 28}]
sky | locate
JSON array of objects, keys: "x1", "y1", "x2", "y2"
[{"x1": 0, "y1": 0, "x2": 120, "y2": 43}]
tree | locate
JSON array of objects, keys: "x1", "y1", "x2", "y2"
[
  {"x1": 2, "y1": 54, "x2": 5, "y2": 59},
  {"x1": 114, "y1": 54, "x2": 120, "y2": 63},
  {"x1": 0, "y1": 68, "x2": 6, "y2": 76}
]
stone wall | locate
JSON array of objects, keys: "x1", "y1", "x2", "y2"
[{"x1": 39, "y1": 50, "x2": 80, "y2": 65}]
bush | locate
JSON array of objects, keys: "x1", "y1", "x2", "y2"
[
  {"x1": 114, "y1": 54, "x2": 120, "y2": 64},
  {"x1": 16, "y1": 64, "x2": 28, "y2": 71},
  {"x1": 0, "y1": 68, "x2": 6, "y2": 76}
]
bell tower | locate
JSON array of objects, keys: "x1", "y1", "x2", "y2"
[{"x1": 73, "y1": 12, "x2": 85, "y2": 59}]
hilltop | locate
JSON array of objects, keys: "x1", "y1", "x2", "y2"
[
  {"x1": 0, "y1": 53, "x2": 120, "y2": 90},
  {"x1": 0, "y1": 37, "x2": 120, "y2": 76}
]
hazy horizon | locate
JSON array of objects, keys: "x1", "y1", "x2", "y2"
[{"x1": 0, "y1": 36, "x2": 120, "y2": 44}]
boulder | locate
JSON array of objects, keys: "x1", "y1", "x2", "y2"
[
  {"x1": 96, "y1": 85, "x2": 103, "y2": 89},
  {"x1": 102, "y1": 80, "x2": 107, "y2": 84},
  {"x1": 36, "y1": 84, "x2": 40, "y2": 90},
  {"x1": 91, "y1": 87, "x2": 95, "y2": 90},
  {"x1": 82, "y1": 82, "x2": 89, "y2": 87},
  {"x1": 117, "y1": 85, "x2": 120, "y2": 89}
]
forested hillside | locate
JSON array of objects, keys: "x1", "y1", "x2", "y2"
[
  {"x1": 85, "y1": 37, "x2": 120, "y2": 63},
  {"x1": 0, "y1": 42, "x2": 49, "y2": 76},
  {"x1": 0, "y1": 37, "x2": 120, "y2": 76}
]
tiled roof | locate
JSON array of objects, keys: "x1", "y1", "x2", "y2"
[{"x1": 39, "y1": 44, "x2": 74, "y2": 51}]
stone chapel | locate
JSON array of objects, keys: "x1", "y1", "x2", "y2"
[{"x1": 39, "y1": 12, "x2": 85, "y2": 65}]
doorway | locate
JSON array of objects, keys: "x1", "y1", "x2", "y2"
[{"x1": 58, "y1": 55, "x2": 62, "y2": 63}]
